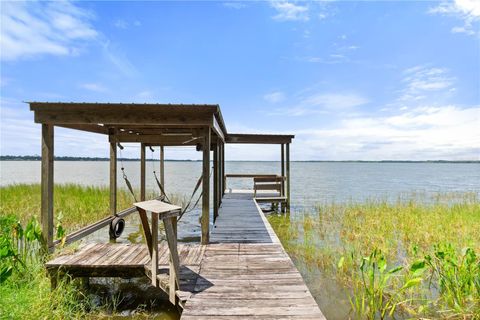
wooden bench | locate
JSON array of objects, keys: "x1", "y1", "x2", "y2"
[
  {"x1": 134, "y1": 200, "x2": 182, "y2": 305},
  {"x1": 253, "y1": 176, "x2": 286, "y2": 201}
]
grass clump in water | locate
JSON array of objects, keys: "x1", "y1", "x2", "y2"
[{"x1": 269, "y1": 193, "x2": 480, "y2": 319}]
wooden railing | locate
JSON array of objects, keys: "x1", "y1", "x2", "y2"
[{"x1": 223, "y1": 174, "x2": 277, "y2": 191}]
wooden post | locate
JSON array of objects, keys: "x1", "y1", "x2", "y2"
[
  {"x1": 41, "y1": 124, "x2": 54, "y2": 252},
  {"x1": 109, "y1": 130, "x2": 117, "y2": 241},
  {"x1": 201, "y1": 128, "x2": 210, "y2": 244},
  {"x1": 164, "y1": 217, "x2": 180, "y2": 304},
  {"x1": 286, "y1": 143, "x2": 291, "y2": 210},
  {"x1": 140, "y1": 143, "x2": 146, "y2": 201},
  {"x1": 160, "y1": 146, "x2": 165, "y2": 195},
  {"x1": 213, "y1": 142, "x2": 218, "y2": 222},
  {"x1": 219, "y1": 142, "x2": 223, "y2": 205},
  {"x1": 221, "y1": 142, "x2": 226, "y2": 196},
  {"x1": 151, "y1": 211, "x2": 159, "y2": 287},
  {"x1": 281, "y1": 144, "x2": 285, "y2": 197},
  {"x1": 109, "y1": 134, "x2": 117, "y2": 217}
]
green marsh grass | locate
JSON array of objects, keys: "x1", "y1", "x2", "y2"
[
  {"x1": 269, "y1": 193, "x2": 480, "y2": 319},
  {"x1": 0, "y1": 183, "x2": 181, "y2": 319}
]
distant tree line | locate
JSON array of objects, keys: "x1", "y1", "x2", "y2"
[
  {"x1": 0, "y1": 155, "x2": 478, "y2": 163},
  {"x1": 0, "y1": 155, "x2": 196, "y2": 161}
]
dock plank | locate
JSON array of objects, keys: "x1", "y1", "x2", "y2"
[{"x1": 181, "y1": 191, "x2": 325, "y2": 319}]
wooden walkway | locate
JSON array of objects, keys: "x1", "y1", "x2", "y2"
[
  {"x1": 46, "y1": 191, "x2": 325, "y2": 319},
  {"x1": 181, "y1": 191, "x2": 325, "y2": 319}
]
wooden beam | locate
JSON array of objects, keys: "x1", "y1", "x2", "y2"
[
  {"x1": 52, "y1": 206, "x2": 137, "y2": 247},
  {"x1": 213, "y1": 143, "x2": 219, "y2": 222},
  {"x1": 286, "y1": 143, "x2": 291, "y2": 210},
  {"x1": 140, "y1": 143, "x2": 146, "y2": 201},
  {"x1": 41, "y1": 124, "x2": 54, "y2": 252},
  {"x1": 212, "y1": 116, "x2": 225, "y2": 142},
  {"x1": 226, "y1": 133, "x2": 294, "y2": 144},
  {"x1": 201, "y1": 127, "x2": 210, "y2": 244},
  {"x1": 110, "y1": 134, "x2": 201, "y2": 145},
  {"x1": 34, "y1": 110, "x2": 213, "y2": 127},
  {"x1": 57, "y1": 124, "x2": 108, "y2": 135}
]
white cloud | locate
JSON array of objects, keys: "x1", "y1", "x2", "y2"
[
  {"x1": 223, "y1": 2, "x2": 247, "y2": 9},
  {"x1": 263, "y1": 91, "x2": 286, "y2": 103},
  {"x1": 270, "y1": 1, "x2": 309, "y2": 21},
  {"x1": 303, "y1": 93, "x2": 369, "y2": 110},
  {"x1": 270, "y1": 92, "x2": 369, "y2": 116},
  {"x1": 400, "y1": 66, "x2": 456, "y2": 102},
  {"x1": 429, "y1": 0, "x2": 480, "y2": 36},
  {"x1": 114, "y1": 19, "x2": 128, "y2": 29},
  {"x1": 294, "y1": 105, "x2": 480, "y2": 160},
  {"x1": 80, "y1": 83, "x2": 108, "y2": 92},
  {"x1": 102, "y1": 41, "x2": 138, "y2": 77},
  {"x1": 113, "y1": 19, "x2": 141, "y2": 29},
  {"x1": 0, "y1": 1, "x2": 97, "y2": 61}
]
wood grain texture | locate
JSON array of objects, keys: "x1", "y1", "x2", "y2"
[{"x1": 41, "y1": 124, "x2": 54, "y2": 252}]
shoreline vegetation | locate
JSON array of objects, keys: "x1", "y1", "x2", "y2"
[
  {"x1": 1, "y1": 155, "x2": 479, "y2": 163},
  {"x1": 269, "y1": 193, "x2": 480, "y2": 319},
  {"x1": 1, "y1": 183, "x2": 479, "y2": 319}
]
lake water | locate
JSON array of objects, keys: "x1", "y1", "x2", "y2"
[
  {"x1": 1, "y1": 160, "x2": 479, "y2": 249},
  {"x1": 2, "y1": 161, "x2": 479, "y2": 205},
  {"x1": 1, "y1": 161, "x2": 479, "y2": 318}
]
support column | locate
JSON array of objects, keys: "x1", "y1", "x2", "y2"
[
  {"x1": 213, "y1": 142, "x2": 219, "y2": 222},
  {"x1": 219, "y1": 142, "x2": 223, "y2": 204},
  {"x1": 140, "y1": 143, "x2": 146, "y2": 201},
  {"x1": 109, "y1": 131, "x2": 117, "y2": 217},
  {"x1": 221, "y1": 142, "x2": 226, "y2": 196},
  {"x1": 281, "y1": 143, "x2": 285, "y2": 197},
  {"x1": 41, "y1": 124, "x2": 54, "y2": 252},
  {"x1": 109, "y1": 130, "x2": 118, "y2": 241},
  {"x1": 286, "y1": 143, "x2": 291, "y2": 210},
  {"x1": 201, "y1": 128, "x2": 211, "y2": 244},
  {"x1": 160, "y1": 146, "x2": 165, "y2": 194}
]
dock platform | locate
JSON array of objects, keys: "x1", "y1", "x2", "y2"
[{"x1": 46, "y1": 191, "x2": 325, "y2": 319}]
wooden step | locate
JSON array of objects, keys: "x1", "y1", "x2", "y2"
[{"x1": 254, "y1": 196, "x2": 287, "y2": 203}]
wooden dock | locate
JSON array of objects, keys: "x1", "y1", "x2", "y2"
[
  {"x1": 46, "y1": 191, "x2": 325, "y2": 319},
  {"x1": 182, "y1": 190, "x2": 325, "y2": 319}
]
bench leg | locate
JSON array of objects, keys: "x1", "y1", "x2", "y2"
[{"x1": 164, "y1": 217, "x2": 180, "y2": 304}]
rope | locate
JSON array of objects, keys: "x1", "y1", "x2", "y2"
[
  {"x1": 177, "y1": 168, "x2": 213, "y2": 221},
  {"x1": 177, "y1": 174, "x2": 203, "y2": 221},
  {"x1": 153, "y1": 170, "x2": 171, "y2": 203},
  {"x1": 118, "y1": 143, "x2": 138, "y2": 202}
]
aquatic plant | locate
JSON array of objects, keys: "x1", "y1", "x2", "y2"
[{"x1": 269, "y1": 193, "x2": 480, "y2": 319}]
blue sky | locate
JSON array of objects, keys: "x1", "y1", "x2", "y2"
[{"x1": 1, "y1": 0, "x2": 479, "y2": 160}]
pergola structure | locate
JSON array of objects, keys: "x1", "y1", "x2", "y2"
[{"x1": 29, "y1": 102, "x2": 294, "y2": 250}]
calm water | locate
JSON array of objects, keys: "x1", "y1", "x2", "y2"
[
  {"x1": 1, "y1": 161, "x2": 479, "y2": 318},
  {"x1": 2, "y1": 161, "x2": 479, "y2": 205}
]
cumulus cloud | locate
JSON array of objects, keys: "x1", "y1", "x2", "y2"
[
  {"x1": 223, "y1": 2, "x2": 247, "y2": 9},
  {"x1": 429, "y1": 0, "x2": 480, "y2": 35},
  {"x1": 0, "y1": 1, "x2": 97, "y2": 61},
  {"x1": 270, "y1": 1, "x2": 309, "y2": 21},
  {"x1": 80, "y1": 83, "x2": 108, "y2": 92},
  {"x1": 294, "y1": 105, "x2": 480, "y2": 160},
  {"x1": 272, "y1": 92, "x2": 369, "y2": 116},
  {"x1": 264, "y1": 91, "x2": 286, "y2": 103}
]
